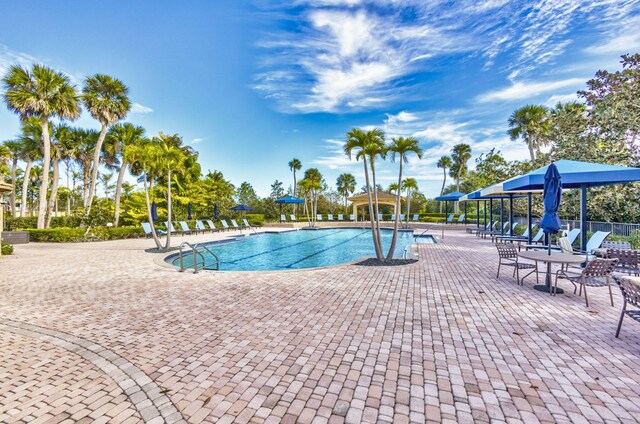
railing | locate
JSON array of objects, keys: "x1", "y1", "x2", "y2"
[
  {"x1": 178, "y1": 242, "x2": 219, "y2": 273},
  {"x1": 505, "y1": 217, "x2": 640, "y2": 237}
]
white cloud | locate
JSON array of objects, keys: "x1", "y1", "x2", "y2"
[
  {"x1": 130, "y1": 103, "x2": 153, "y2": 114},
  {"x1": 191, "y1": 137, "x2": 207, "y2": 145},
  {"x1": 545, "y1": 93, "x2": 579, "y2": 107},
  {"x1": 475, "y1": 78, "x2": 585, "y2": 103}
]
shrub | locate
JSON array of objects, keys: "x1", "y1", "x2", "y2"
[
  {"x1": 245, "y1": 214, "x2": 265, "y2": 226},
  {"x1": 1, "y1": 242, "x2": 13, "y2": 255},
  {"x1": 25, "y1": 226, "x2": 145, "y2": 243}
]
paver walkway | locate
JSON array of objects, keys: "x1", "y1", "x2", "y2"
[{"x1": 1, "y1": 229, "x2": 639, "y2": 423}]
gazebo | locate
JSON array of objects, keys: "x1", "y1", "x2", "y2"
[
  {"x1": 0, "y1": 182, "x2": 12, "y2": 255},
  {"x1": 347, "y1": 190, "x2": 404, "y2": 219},
  {"x1": 504, "y1": 160, "x2": 640, "y2": 250}
]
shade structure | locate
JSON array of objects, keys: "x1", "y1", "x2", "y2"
[
  {"x1": 151, "y1": 201, "x2": 159, "y2": 221},
  {"x1": 230, "y1": 205, "x2": 252, "y2": 211},
  {"x1": 434, "y1": 191, "x2": 465, "y2": 201},
  {"x1": 504, "y1": 159, "x2": 640, "y2": 249},
  {"x1": 274, "y1": 195, "x2": 305, "y2": 204}
]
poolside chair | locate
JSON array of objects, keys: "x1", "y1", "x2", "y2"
[
  {"x1": 280, "y1": 214, "x2": 287, "y2": 222},
  {"x1": 441, "y1": 214, "x2": 454, "y2": 224},
  {"x1": 317, "y1": 214, "x2": 323, "y2": 221},
  {"x1": 400, "y1": 214, "x2": 405, "y2": 221},
  {"x1": 476, "y1": 221, "x2": 498, "y2": 237},
  {"x1": 141, "y1": 222, "x2": 166, "y2": 238},
  {"x1": 290, "y1": 214, "x2": 297, "y2": 222},
  {"x1": 206, "y1": 219, "x2": 220, "y2": 232},
  {"x1": 391, "y1": 214, "x2": 396, "y2": 221},
  {"x1": 495, "y1": 242, "x2": 538, "y2": 285},
  {"x1": 220, "y1": 219, "x2": 231, "y2": 231},
  {"x1": 412, "y1": 214, "x2": 419, "y2": 222},
  {"x1": 566, "y1": 228, "x2": 581, "y2": 246},
  {"x1": 242, "y1": 218, "x2": 255, "y2": 229},
  {"x1": 468, "y1": 221, "x2": 492, "y2": 235},
  {"x1": 554, "y1": 258, "x2": 618, "y2": 307},
  {"x1": 615, "y1": 277, "x2": 640, "y2": 338},
  {"x1": 602, "y1": 240, "x2": 631, "y2": 250},
  {"x1": 349, "y1": 214, "x2": 356, "y2": 221},
  {"x1": 195, "y1": 220, "x2": 210, "y2": 233},
  {"x1": 337, "y1": 214, "x2": 344, "y2": 221},
  {"x1": 491, "y1": 222, "x2": 518, "y2": 242},
  {"x1": 378, "y1": 214, "x2": 383, "y2": 221},
  {"x1": 230, "y1": 219, "x2": 243, "y2": 230},
  {"x1": 179, "y1": 221, "x2": 195, "y2": 235},
  {"x1": 327, "y1": 214, "x2": 334, "y2": 221},
  {"x1": 457, "y1": 214, "x2": 466, "y2": 223},
  {"x1": 607, "y1": 249, "x2": 640, "y2": 276},
  {"x1": 165, "y1": 221, "x2": 183, "y2": 234}
]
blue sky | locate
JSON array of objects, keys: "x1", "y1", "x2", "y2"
[{"x1": 1, "y1": 0, "x2": 639, "y2": 197}]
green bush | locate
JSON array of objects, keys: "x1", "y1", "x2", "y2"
[
  {"x1": 25, "y1": 226, "x2": 145, "y2": 243},
  {"x1": 6, "y1": 216, "x2": 83, "y2": 230},
  {"x1": 245, "y1": 214, "x2": 264, "y2": 226},
  {"x1": 1, "y1": 242, "x2": 13, "y2": 255}
]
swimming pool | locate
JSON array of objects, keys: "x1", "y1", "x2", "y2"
[{"x1": 167, "y1": 228, "x2": 431, "y2": 271}]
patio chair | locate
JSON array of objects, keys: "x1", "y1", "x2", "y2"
[
  {"x1": 565, "y1": 228, "x2": 581, "y2": 246},
  {"x1": 327, "y1": 214, "x2": 334, "y2": 221},
  {"x1": 337, "y1": 214, "x2": 344, "y2": 221},
  {"x1": 179, "y1": 221, "x2": 194, "y2": 235},
  {"x1": 491, "y1": 222, "x2": 518, "y2": 242},
  {"x1": 317, "y1": 214, "x2": 323, "y2": 221},
  {"x1": 141, "y1": 222, "x2": 166, "y2": 238},
  {"x1": 400, "y1": 214, "x2": 405, "y2": 221},
  {"x1": 468, "y1": 221, "x2": 491, "y2": 234},
  {"x1": 391, "y1": 214, "x2": 396, "y2": 221},
  {"x1": 602, "y1": 240, "x2": 631, "y2": 250},
  {"x1": 484, "y1": 222, "x2": 509, "y2": 239},
  {"x1": 554, "y1": 258, "x2": 618, "y2": 307},
  {"x1": 242, "y1": 218, "x2": 255, "y2": 229},
  {"x1": 230, "y1": 219, "x2": 243, "y2": 230},
  {"x1": 441, "y1": 214, "x2": 454, "y2": 224},
  {"x1": 165, "y1": 221, "x2": 183, "y2": 234},
  {"x1": 206, "y1": 220, "x2": 221, "y2": 232},
  {"x1": 290, "y1": 214, "x2": 297, "y2": 222},
  {"x1": 607, "y1": 249, "x2": 640, "y2": 276},
  {"x1": 378, "y1": 213, "x2": 383, "y2": 221},
  {"x1": 280, "y1": 214, "x2": 287, "y2": 222},
  {"x1": 615, "y1": 277, "x2": 640, "y2": 338},
  {"x1": 412, "y1": 214, "x2": 420, "y2": 222},
  {"x1": 220, "y1": 219, "x2": 231, "y2": 231},
  {"x1": 349, "y1": 214, "x2": 356, "y2": 221},
  {"x1": 195, "y1": 220, "x2": 210, "y2": 233},
  {"x1": 495, "y1": 242, "x2": 538, "y2": 285},
  {"x1": 457, "y1": 214, "x2": 466, "y2": 223},
  {"x1": 477, "y1": 221, "x2": 499, "y2": 237},
  {"x1": 496, "y1": 226, "x2": 531, "y2": 242}
]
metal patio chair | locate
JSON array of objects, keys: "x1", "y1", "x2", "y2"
[
  {"x1": 496, "y1": 242, "x2": 538, "y2": 285},
  {"x1": 615, "y1": 277, "x2": 640, "y2": 338},
  {"x1": 554, "y1": 258, "x2": 618, "y2": 307}
]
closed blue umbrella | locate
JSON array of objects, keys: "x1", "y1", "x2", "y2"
[
  {"x1": 187, "y1": 203, "x2": 192, "y2": 220},
  {"x1": 151, "y1": 201, "x2": 159, "y2": 221},
  {"x1": 214, "y1": 203, "x2": 219, "y2": 220},
  {"x1": 230, "y1": 205, "x2": 252, "y2": 211},
  {"x1": 535, "y1": 162, "x2": 563, "y2": 293}
]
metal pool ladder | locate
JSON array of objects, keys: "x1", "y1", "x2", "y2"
[
  {"x1": 414, "y1": 226, "x2": 433, "y2": 242},
  {"x1": 178, "y1": 242, "x2": 219, "y2": 273}
]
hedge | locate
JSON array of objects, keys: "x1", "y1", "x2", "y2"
[
  {"x1": 25, "y1": 226, "x2": 145, "y2": 243},
  {"x1": 1, "y1": 242, "x2": 13, "y2": 255},
  {"x1": 244, "y1": 214, "x2": 264, "y2": 226}
]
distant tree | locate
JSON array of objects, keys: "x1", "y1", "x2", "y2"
[
  {"x1": 403, "y1": 178, "x2": 419, "y2": 227},
  {"x1": 450, "y1": 143, "x2": 471, "y2": 194},
  {"x1": 237, "y1": 182, "x2": 258, "y2": 206},
  {"x1": 270, "y1": 179, "x2": 285, "y2": 199},
  {"x1": 437, "y1": 156, "x2": 451, "y2": 196},
  {"x1": 508, "y1": 104, "x2": 550, "y2": 161},
  {"x1": 336, "y1": 172, "x2": 356, "y2": 212}
]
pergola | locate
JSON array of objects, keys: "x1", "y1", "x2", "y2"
[
  {"x1": 347, "y1": 190, "x2": 404, "y2": 219},
  {"x1": 0, "y1": 182, "x2": 12, "y2": 255}
]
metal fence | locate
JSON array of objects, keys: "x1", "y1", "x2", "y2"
[{"x1": 510, "y1": 216, "x2": 640, "y2": 237}]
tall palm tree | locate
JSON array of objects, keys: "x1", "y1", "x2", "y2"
[
  {"x1": 344, "y1": 128, "x2": 386, "y2": 260},
  {"x1": 106, "y1": 123, "x2": 146, "y2": 226},
  {"x1": 336, "y1": 173, "x2": 356, "y2": 213},
  {"x1": 69, "y1": 128, "x2": 99, "y2": 205},
  {"x1": 82, "y1": 74, "x2": 131, "y2": 214},
  {"x1": 386, "y1": 136, "x2": 423, "y2": 259},
  {"x1": 437, "y1": 156, "x2": 451, "y2": 196},
  {"x1": 288, "y1": 158, "x2": 302, "y2": 214},
  {"x1": 403, "y1": 178, "x2": 418, "y2": 227},
  {"x1": 15, "y1": 119, "x2": 44, "y2": 218},
  {"x1": 508, "y1": 104, "x2": 550, "y2": 161},
  {"x1": 451, "y1": 143, "x2": 471, "y2": 193},
  {"x1": 301, "y1": 168, "x2": 323, "y2": 227},
  {"x1": 2, "y1": 64, "x2": 80, "y2": 228},
  {"x1": 45, "y1": 123, "x2": 73, "y2": 226},
  {"x1": 2, "y1": 140, "x2": 22, "y2": 217}
]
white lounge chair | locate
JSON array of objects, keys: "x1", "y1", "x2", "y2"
[
  {"x1": 220, "y1": 219, "x2": 230, "y2": 231},
  {"x1": 290, "y1": 214, "x2": 297, "y2": 222},
  {"x1": 349, "y1": 214, "x2": 356, "y2": 221},
  {"x1": 412, "y1": 214, "x2": 419, "y2": 221},
  {"x1": 280, "y1": 214, "x2": 287, "y2": 222},
  {"x1": 327, "y1": 214, "x2": 334, "y2": 221},
  {"x1": 230, "y1": 219, "x2": 242, "y2": 230},
  {"x1": 195, "y1": 220, "x2": 210, "y2": 233},
  {"x1": 337, "y1": 214, "x2": 344, "y2": 221},
  {"x1": 165, "y1": 221, "x2": 181, "y2": 234},
  {"x1": 141, "y1": 222, "x2": 166, "y2": 237},
  {"x1": 206, "y1": 219, "x2": 219, "y2": 232},
  {"x1": 317, "y1": 214, "x2": 323, "y2": 221},
  {"x1": 400, "y1": 214, "x2": 405, "y2": 221}
]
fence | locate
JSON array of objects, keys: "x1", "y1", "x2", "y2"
[{"x1": 507, "y1": 216, "x2": 640, "y2": 237}]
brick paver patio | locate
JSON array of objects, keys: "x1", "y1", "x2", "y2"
[{"x1": 1, "y1": 228, "x2": 639, "y2": 423}]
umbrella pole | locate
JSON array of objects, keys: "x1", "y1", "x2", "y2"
[
  {"x1": 580, "y1": 184, "x2": 587, "y2": 251},
  {"x1": 476, "y1": 200, "x2": 479, "y2": 227},
  {"x1": 527, "y1": 192, "x2": 532, "y2": 244},
  {"x1": 464, "y1": 202, "x2": 467, "y2": 225},
  {"x1": 489, "y1": 199, "x2": 493, "y2": 230},
  {"x1": 508, "y1": 194, "x2": 513, "y2": 234},
  {"x1": 500, "y1": 198, "x2": 504, "y2": 235},
  {"x1": 483, "y1": 200, "x2": 486, "y2": 227}
]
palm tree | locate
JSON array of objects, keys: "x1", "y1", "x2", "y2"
[
  {"x1": 2, "y1": 64, "x2": 80, "y2": 228},
  {"x1": 301, "y1": 168, "x2": 323, "y2": 227},
  {"x1": 403, "y1": 178, "x2": 418, "y2": 227},
  {"x1": 45, "y1": 123, "x2": 73, "y2": 226},
  {"x1": 437, "y1": 156, "x2": 451, "y2": 196},
  {"x1": 106, "y1": 123, "x2": 146, "y2": 226},
  {"x1": 344, "y1": 128, "x2": 386, "y2": 260},
  {"x1": 14, "y1": 119, "x2": 44, "y2": 218},
  {"x1": 386, "y1": 137, "x2": 423, "y2": 259},
  {"x1": 70, "y1": 128, "x2": 99, "y2": 205},
  {"x1": 2, "y1": 139, "x2": 22, "y2": 217},
  {"x1": 451, "y1": 143, "x2": 471, "y2": 193},
  {"x1": 336, "y1": 173, "x2": 356, "y2": 213},
  {"x1": 288, "y1": 158, "x2": 302, "y2": 213},
  {"x1": 508, "y1": 104, "x2": 550, "y2": 161},
  {"x1": 82, "y1": 74, "x2": 131, "y2": 214}
]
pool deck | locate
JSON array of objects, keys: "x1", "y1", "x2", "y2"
[{"x1": 1, "y1": 227, "x2": 640, "y2": 423}]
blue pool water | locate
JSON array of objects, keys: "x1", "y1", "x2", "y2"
[{"x1": 168, "y1": 228, "x2": 430, "y2": 271}]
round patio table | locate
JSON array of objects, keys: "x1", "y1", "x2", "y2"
[{"x1": 518, "y1": 250, "x2": 586, "y2": 294}]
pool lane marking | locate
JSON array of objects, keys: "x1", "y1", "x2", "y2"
[
  {"x1": 220, "y1": 229, "x2": 345, "y2": 265},
  {"x1": 280, "y1": 229, "x2": 369, "y2": 269}
]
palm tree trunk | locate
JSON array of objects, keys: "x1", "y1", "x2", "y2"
[
  {"x1": 143, "y1": 171, "x2": 162, "y2": 249},
  {"x1": 37, "y1": 118, "x2": 51, "y2": 229},
  {"x1": 163, "y1": 168, "x2": 172, "y2": 251},
  {"x1": 10, "y1": 158, "x2": 17, "y2": 217},
  {"x1": 20, "y1": 160, "x2": 32, "y2": 218},
  {"x1": 386, "y1": 157, "x2": 403, "y2": 260},
  {"x1": 293, "y1": 171, "x2": 297, "y2": 215},
  {"x1": 370, "y1": 160, "x2": 383, "y2": 260},
  {"x1": 45, "y1": 159, "x2": 60, "y2": 228},
  {"x1": 405, "y1": 189, "x2": 411, "y2": 228},
  {"x1": 85, "y1": 124, "x2": 108, "y2": 214},
  {"x1": 363, "y1": 160, "x2": 383, "y2": 260},
  {"x1": 440, "y1": 168, "x2": 447, "y2": 213},
  {"x1": 528, "y1": 142, "x2": 536, "y2": 162},
  {"x1": 113, "y1": 162, "x2": 127, "y2": 226}
]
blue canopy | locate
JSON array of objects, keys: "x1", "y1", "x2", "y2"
[
  {"x1": 504, "y1": 159, "x2": 640, "y2": 191},
  {"x1": 275, "y1": 195, "x2": 305, "y2": 204},
  {"x1": 230, "y1": 205, "x2": 252, "y2": 211},
  {"x1": 540, "y1": 163, "x2": 562, "y2": 235},
  {"x1": 434, "y1": 191, "x2": 466, "y2": 201}
]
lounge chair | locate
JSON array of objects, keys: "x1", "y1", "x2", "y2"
[
  {"x1": 327, "y1": 214, "x2": 334, "y2": 221},
  {"x1": 290, "y1": 214, "x2": 297, "y2": 222},
  {"x1": 179, "y1": 221, "x2": 194, "y2": 235},
  {"x1": 496, "y1": 226, "x2": 531, "y2": 242},
  {"x1": 280, "y1": 214, "x2": 287, "y2": 222},
  {"x1": 412, "y1": 214, "x2": 419, "y2": 222},
  {"x1": 565, "y1": 228, "x2": 581, "y2": 245},
  {"x1": 457, "y1": 214, "x2": 466, "y2": 223},
  {"x1": 220, "y1": 219, "x2": 231, "y2": 231},
  {"x1": 337, "y1": 214, "x2": 344, "y2": 221},
  {"x1": 468, "y1": 221, "x2": 491, "y2": 234},
  {"x1": 317, "y1": 214, "x2": 323, "y2": 221},
  {"x1": 615, "y1": 277, "x2": 640, "y2": 337},
  {"x1": 391, "y1": 214, "x2": 396, "y2": 221},
  {"x1": 206, "y1": 219, "x2": 219, "y2": 232},
  {"x1": 195, "y1": 220, "x2": 210, "y2": 233},
  {"x1": 165, "y1": 221, "x2": 183, "y2": 234},
  {"x1": 441, "y1": 214, "x2": 454, "y2": 224},
  {"x1": 242, "y1": 218, "x2": 255, "y2": 229},
  {"x1": 141, "y1": 222, "x2": 166, "y2": 238},
  {"x1": 349, "y1": 214, "x2": 356, "y2": 221},
  {"x1": 230, "y1": 219, "x2": 243, "y2": 230},
  {"x1": 476, "y1": 221, "x2": 498, "y2": 237},
  {"x1": 491, "y1": 222, "x2": 518, "y2": 242},
  {"x1": 377, "y1": 214, "x2": 383, "y2": 221},
  {"x1": 400, "y1": 214, "x2": 405, "y2": 221}
]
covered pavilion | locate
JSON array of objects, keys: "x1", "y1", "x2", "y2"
[{"x1": 347, "y1": 190, "x2": 404, "y2": 219}]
